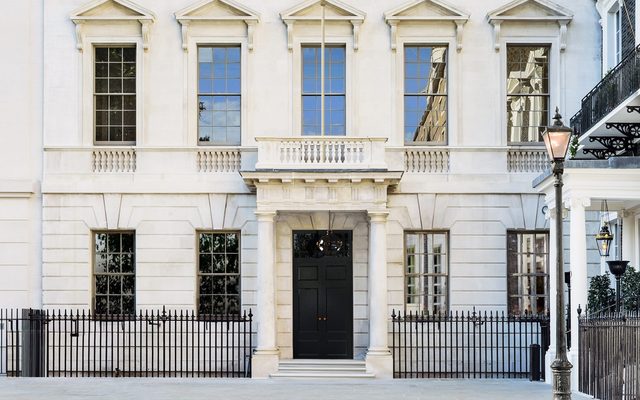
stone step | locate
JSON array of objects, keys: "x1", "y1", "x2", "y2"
[
  {"x1": 270, "y1": 359, "x2": 374, "y2": 379},
  {"x1": 270, "y1": 371, "x2": 376, "y2": 379},
  {"x1": 278, "y1": 365, "x2": 367, "y2": 372}
]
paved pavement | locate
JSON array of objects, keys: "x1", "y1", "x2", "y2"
[{"x1": 0, "y1": 378, "x2": 595, "y2": 400}]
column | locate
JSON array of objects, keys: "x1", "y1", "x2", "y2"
[
  {"x1": 252, "y1": 211, "x2": 279, "y2": 378},
  {"x1": 545, "y1": 203, "x2": 557, "y2": 384},
  {"x1": 621, "y1": 211, "x2": 635, "y2": 263},
  {"x1": 568, "y1": 196, "x2": 589, "y2": 390},
  {"x1": 365, "y1": 211, "x2": 392, "y2": 378}
]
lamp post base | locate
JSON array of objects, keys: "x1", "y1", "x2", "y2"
[{"x1": 551, "y1": 359, "x2": 573, "y2": 399}]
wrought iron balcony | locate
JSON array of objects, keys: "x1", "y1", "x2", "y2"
[{"x1": 570, "y1": 44, "x2": 640, "y2": 136}]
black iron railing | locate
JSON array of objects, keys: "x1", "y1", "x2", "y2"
[
  {"x1": 391, "y1": 310, "x2": 550, "y2": 379},
  {"x1": 0, "y1": 308, "x2": 253, "y2": 378},
  {"x1": 579, "y1": 310, "x2": 640, "y2": 400},
  {"x1": 570, "y1": 45, "x2": 640, "y2": 135}
]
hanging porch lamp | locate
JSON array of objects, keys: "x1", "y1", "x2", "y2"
[
  {"x1": 317, "y1": 211, "x2": 343, "y2": 256},
  {"x1": 595, "y1": 199, "x2": 613, "y2": 257}
]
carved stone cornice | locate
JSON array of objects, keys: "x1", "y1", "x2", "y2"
[
  {"x1": 384, "y1": 0, "x2": 470, "y2": 52},
  {"x1": 70, "y1": 0, "x2": 156, "y2": 51},
  {"x1": 487, "y1": 0, "x2": 573, "y2": 52},
  {"x1": 175, "y1": 0, "x2": 260, "y2": 52}
]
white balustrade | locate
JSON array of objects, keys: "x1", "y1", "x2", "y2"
[
  {"x1": 92, "y1": 148, "x2": 136, "y2": 173},
  {"x1": 404, "y1": 148, "x2": 449, "y2": 173},
  {"x1": 197, "y1": 149, "x2": 242, "y2": 173},
  {"x1": 507, "y1": 148, "x2": 548, "y2": 173},
  {"x1": 255, "y1": 137, "x2": 387, "y2": 170}
]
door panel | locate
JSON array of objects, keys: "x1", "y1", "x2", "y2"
[{"x1": 293, "y1": 231, "x2": 353, "y2": 359}]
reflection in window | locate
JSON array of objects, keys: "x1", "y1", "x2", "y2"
[
  {"x1": 506, "y1": 45, "x2": 550, "y2": 143},
  {"x1": 198, "y1": 46, "x2": 241, "y2": 145},
  {"x1": 198, "y1": 232, "x2": 240, "y2": 315},
  {"x1": 507, "y1": 231, "x2": 549, "y2": 315},
  {"x1": 404, "y1": 46, "x2": 448, "y2": 144},
  {"x1": 405, "y1": 232, "x2": 448, "y2": 314},
  {"x1": 302, "y1": 46, "x2": 346, "y2": 136},
  {"x1": 94, "y1": 46, "x2": 136, "y2": 144},
  {"x1": 94, "y1": 232, "x2": 135, "y2": 315}
]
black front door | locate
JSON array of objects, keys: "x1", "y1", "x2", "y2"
[{"x1": 292, "y1": 230, "x2": 353, "y2": 359}]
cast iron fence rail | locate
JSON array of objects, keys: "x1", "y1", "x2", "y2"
[
  {"x1": 391, "y1": 309, "x2": 549, "y2": 379},
  {"x1": 579, "y1": 311, "x2": 640, "y2": 400},
  {"x1": 570, "y1": 44, "x2": 640, "y2": 136},
  {"x1": 0, "y1": 308, "x2": 254, "y2": 378}
]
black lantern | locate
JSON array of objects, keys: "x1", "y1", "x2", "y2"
[
  {"x1": 607, "y1": 260, "x2": 629, "y2": 278},
  {"x1": 595, "y1": 200, "x2": 613, "y2": 257},
  {"x1": 541, "y1": 107, "x2": 572, "y2": 162},
  {"x1": 607, "y1": 260, "x2": 629, "y2": 312},
  {"x1": 317, "y1": 211, "x2": 343, "y2": 256}
]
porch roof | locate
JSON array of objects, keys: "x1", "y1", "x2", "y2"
[{"x1": 533, "y1": 156, "x2": 640, "y2": 211}]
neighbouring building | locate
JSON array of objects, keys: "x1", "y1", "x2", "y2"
[
  {"x1": 4, "y1": 0, "x2": 635, "y2": 383},
  {"x1": 535, "y1": 0, "x2": 640, "y2": 391}
]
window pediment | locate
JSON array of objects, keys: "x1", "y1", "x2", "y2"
[
  {"x1": 70, "y1": 0, "x2": 155, "y2": 51},
  {"x1": 384, "y1": 0, "x2": 470, "y2": 51},
  {"x1": 280, "y1": 0, "x2": 366, "y2": 51},
  {"x1": 487, "y1": 0, "x2": 573, "y2": 51},
  {"x1": 175, "y1": 0, "x2": 260, "y2": 51}
]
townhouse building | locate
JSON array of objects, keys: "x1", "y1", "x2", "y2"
[{"x1": 3, "y1": 0, "x2": 633, "y2": 382}]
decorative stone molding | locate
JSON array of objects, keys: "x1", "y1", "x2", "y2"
[
  {"x1": 280, "y1": 0, "x2": 366, "y2": 51},
  {"x1": 241, "y1": 171, "x2": 403, "y2": 214},
  {"x1": 197, "y1": 149, "x2": 242, "y2": 173},
  {"x1": 507, "y1": 147, "x2": 548, "y2": 173},
  {"x1": 404, "y1": 147, "x2": 449, "y2": 173},
  {"x1": 92, "y1": 148, "x2": 136, "y2": 173},
  {"x1": 368, "y1": 211, "x2": 389, "y2": 223},
  {"x1": 487, "y1": 0, "x2": 573, "y2": 52},
  {"x1": 70, "y1": 0, "x2": 156, "y2": 51},
  {"x1": 254, "y1": 137, "x2": 387, "y2": 171},
  {"x1": 384, "y1": 0, "x2": 470, "y2": 52},
  {"x1": 175, "y1": 0, "x2": 260, "y2": 52},
  {"x1": 566, "y1": 196, "x2": 592, "y2": 210}
]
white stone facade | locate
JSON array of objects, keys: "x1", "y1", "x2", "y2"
[{"x1": 1, "y1": 0, "x2": 605, "y2": 378}]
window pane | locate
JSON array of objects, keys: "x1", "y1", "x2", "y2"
[
  {"x1": 198, "y1": 231, "x2": 241, "y2": 315},
  {"x1": 506, "y1": 45, "x2": 550, "y2": 143},
  {"x1": 198, "y1": 46, "x2": 241, "y2": 145},
  {"x1": 404, "y1": 231, "x2": 448, "y2": 313},
  {"x1": 404, "y1": 45, "x2": 448, "y2": 144},
  {"x1": 94, "y1": 46, "x2": 136, "y2": 144},
  {"x1": 94, "y1": 232, "x2": 135, "y2": 316},
  {"x1": 507, "y1": 230, "x2": 549, "y2": 315},
  {"x1": 302, "y1": 45, "x2": 346, "y2": 136}
]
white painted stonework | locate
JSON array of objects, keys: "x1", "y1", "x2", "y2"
[{"x1": 0, "y1": 0, "x2": 607, "y2": 379}]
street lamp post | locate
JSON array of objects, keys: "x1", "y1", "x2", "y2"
[{"x1": 542, "y1": 108, "x2": 573, "y2": 400}]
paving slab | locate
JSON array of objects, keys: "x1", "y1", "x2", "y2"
[{"x1": 0, "y1": 378, "x2": 595, "y2": 400}]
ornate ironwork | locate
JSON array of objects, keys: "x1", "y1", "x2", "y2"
[
  {"x1": 570, "y1": 44, "x2": 640, "y2": 135},
  {"x1": 582, "y1": 148, "x2": 616, "y2": 159},
  {"x1": 605, "y1": 122, "x2": 640, "y2": 138},
  {"x1": 0, "y1": 308, "x2": 254, "y2": 377},
  {"x1": 390, "y1": 309, "x2": 550, "y2": 379},
  {"x1": 293, "y1": 231, "x2": 351, "y2": 258},
  {"x1": 588, "y1": 135, "x2": 636, "y2": 153},
  {"x1": 626, "y1": 105, "x2": 640, "y2": 114}
]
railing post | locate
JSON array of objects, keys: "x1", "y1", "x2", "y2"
[
  {"x1": 21, "y1": 309, "x2": 46, "y2": 377},
  {"x1": 529, "y1": 343, "x2": 541, "y2": 381}
]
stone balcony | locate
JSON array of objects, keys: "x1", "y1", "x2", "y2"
[
  {"x1": 254, "y1": 136, "x2": 388, "y2": 171},
  {"x1": 41, "y1": 141, "x2": 547, "y2": 194}
]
